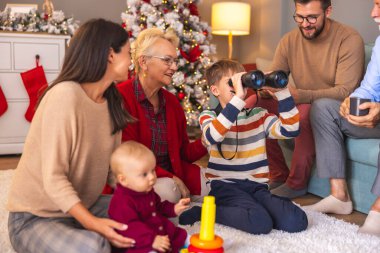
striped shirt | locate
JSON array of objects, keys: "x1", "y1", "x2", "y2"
[{"x1": 199, "y1": 89, "x2": 299, "y2": 183}]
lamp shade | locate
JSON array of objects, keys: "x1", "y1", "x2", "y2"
[{"x1": 212, "y1": 2, "x2": 251, "y2": 36}]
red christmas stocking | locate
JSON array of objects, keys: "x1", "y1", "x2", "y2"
[
  {"x1": 0, "y1": 85, "x2": 8, "y2": 117},
  {"x1": 20, "y1": 62, "x2": 48, "y2": 122}
]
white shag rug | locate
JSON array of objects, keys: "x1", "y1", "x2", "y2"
[
  {"x1": 1, "y1": 169, "x2": 15, "y2": 253},
  {"x1": 1, "y1": 170, "x2": 380, "y2": 253}
]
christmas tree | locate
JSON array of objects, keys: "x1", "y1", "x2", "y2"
[{"x1": 121, "y1": 0, "x2": 216, "y2": 126}]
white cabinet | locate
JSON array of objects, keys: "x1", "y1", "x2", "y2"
[{"x1": 0, "y1": 32, "x2": 69, "y2": 154}]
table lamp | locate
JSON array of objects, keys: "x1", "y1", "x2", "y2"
[{"x1": 212, "y1": 2, "x2": 251, "y2": 59}]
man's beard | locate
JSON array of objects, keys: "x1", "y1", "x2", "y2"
[{"x1": 299, "y1": 17, "x2": 326, "y2": 40}]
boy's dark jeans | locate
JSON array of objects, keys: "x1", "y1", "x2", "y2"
[{"x1": 209, "y1": 179, "x2": 308, "y2": 234}]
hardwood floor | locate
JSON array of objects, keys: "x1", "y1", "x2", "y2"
[
  {"x1": 0, "y1": 154, "x2": 367, "y2": 226},
  {"x1": 0, "y1": 155, "x2": 20, "y2": 170}
]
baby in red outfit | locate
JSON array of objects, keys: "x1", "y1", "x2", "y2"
[{"x1": 108, "y1": 141, "x2": 190, "y2": 253}]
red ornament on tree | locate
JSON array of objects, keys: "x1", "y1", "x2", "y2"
[
  {"x1": 180, "y1": 45, "x2": 202, "y2": 63},
  {"x1": 178, "y1": 91, "x2": 185, "y2": 100},
  {"x1": 188, "y1": 3, "x2": 199, "y2": 16}
]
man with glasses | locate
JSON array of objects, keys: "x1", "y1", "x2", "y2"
[{"x1": 258, "y1": 0, "x2": 365, "y2": 199}]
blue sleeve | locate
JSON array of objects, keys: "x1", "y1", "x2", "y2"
[{"x1": 351, "y1": 36, "x2": 380, "y2": 102}]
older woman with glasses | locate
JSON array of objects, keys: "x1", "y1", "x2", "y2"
[{"x1": 117, "y1": 28, "x2": 208, "y2": 203}]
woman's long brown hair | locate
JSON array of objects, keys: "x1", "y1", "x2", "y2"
[{"x1": 38, "y1": 18, "x2": 134, "y2": 134}]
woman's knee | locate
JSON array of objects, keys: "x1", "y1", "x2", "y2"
[
  {"x1": 76, "y1": 232, "x2": 111, "y2": 253},
  {"x1": 154, "y1": 177, "x2": 181, "y2": 203}
]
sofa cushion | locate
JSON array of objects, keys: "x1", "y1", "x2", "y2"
[
  {"x1": 346, "y1": 138, "x2": 380, "y2": 167},
  {"x1": 364, "y1": 43, "x2": 374, "y2": 70}
]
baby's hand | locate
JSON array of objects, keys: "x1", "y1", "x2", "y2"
[
  {"x1": 174, "y1": 198, "x2": 190, "y2": 216},
  {"x1": 152, "y1": 235, "x2": 171, "y2": 252}
]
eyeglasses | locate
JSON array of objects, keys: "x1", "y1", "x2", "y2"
[
  {"x1": 293, "y1": 14, "x2": 322, "y2": 24},
  {"x1": 146, "y1": 55, "x2": 179, "y2": 66}
]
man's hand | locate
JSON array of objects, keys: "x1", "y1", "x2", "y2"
[
  {"x1": 172, "y1": 176, "x2": 190, "y2": 198},
  {"x1": 90, "y1": 217, "x2": 136, "y2": 248},
  {"x1": 174, "y1": 198, "x2": 191, "y2": 215},
  {"x1": 339, "y1": 97, "x2": 350, "y2": 118},
  {"x1": 346, "y1": 102, "x2": 380, "y2": 128},
  {"x1": 152, "y1": 235, "x2": 171, "y2": 252}
]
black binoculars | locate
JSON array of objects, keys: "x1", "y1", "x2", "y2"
[{"x1": 228, "y1": 70, "x2": 288, "y2": 90}]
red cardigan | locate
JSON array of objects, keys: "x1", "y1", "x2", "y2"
[{"x1": 117, "y1": 78, "x2": 207, "y2": 195}]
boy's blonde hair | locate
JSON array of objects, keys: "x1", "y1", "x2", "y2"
[
  {"x1": 110, "y1": 141, "x2": 156, "y2": 176},
  {"x1": 131, "y1": 28, "x2": 179, "y2": 74},
  {"x1": 205, "y1": 59, "x2": 245, "y2": 86}
]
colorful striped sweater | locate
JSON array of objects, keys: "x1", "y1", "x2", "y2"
[{"x1": 199, "y1": 89, "x2": 300, "y2": 183}]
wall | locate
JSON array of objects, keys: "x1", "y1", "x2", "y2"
[
  {"x1": 1, "y1": 0, "x2": 378, "y2": 63},
  {"x1": 193, "y1": 0, "x2": 279, "y2": 63},
  {"x1": 283, "y1": 0, "x2": 377, "y2": 43},
  {"x1": 0, "y1": 0, "x2": 125, "y2": 23}
]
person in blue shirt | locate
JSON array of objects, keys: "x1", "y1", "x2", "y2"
[{"x1": 304, "y1": 0, "x2": 380, "y2": 237}]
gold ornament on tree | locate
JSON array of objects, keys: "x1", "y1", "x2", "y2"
[{"x1": 42, "y1": 0, "x2": 54, "y2": 17}]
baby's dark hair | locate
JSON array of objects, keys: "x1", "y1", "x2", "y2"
[{"x1": 205, "y1": 59, "x2": 245, "y2": 86}]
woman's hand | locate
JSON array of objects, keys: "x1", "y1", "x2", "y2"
[
  {"x1": 68, "y1": 203, "x2": 135, "y2": 249},
  {"x1": 89, "y1": 217, "x2": 136, "y2": 248},
  {"x1": 172, "y1": 176, "x2": 190, "y2": 198},
  {"x1": 174, "y1": 198, "x2": 191, "y2": 216}
]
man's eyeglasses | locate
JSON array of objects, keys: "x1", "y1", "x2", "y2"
[
  {"x1": 146, "y1": 55, "x2": 179, "y2": 66},
  {"x1": 293, "y1": 14, "x2": 322, "y2": 24}
]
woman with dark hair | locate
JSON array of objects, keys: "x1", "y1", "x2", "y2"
[
  {"x1": 7, "y1": 19, "x2": 135, "y2": 253},
  {"x1": 117, "y1": 28, "x2": 208, "y2": 203}
]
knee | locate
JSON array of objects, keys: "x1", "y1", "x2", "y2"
[
  {"x1": 310, "y1": 98, "x2": 336, "y2": 125},
  {"x1": 80, "y1": 234, "x2": 111, "y2": 253},
  {"x1": 278, "y1": 208, "x2": 308, "y2": 233},
  {"x1": 246, "y1": 210, "x2": 273, "y2": 235}
]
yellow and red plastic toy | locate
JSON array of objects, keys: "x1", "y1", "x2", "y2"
[{"x1": 181, "y1": 196, "x2": 224, "y2": 253}]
